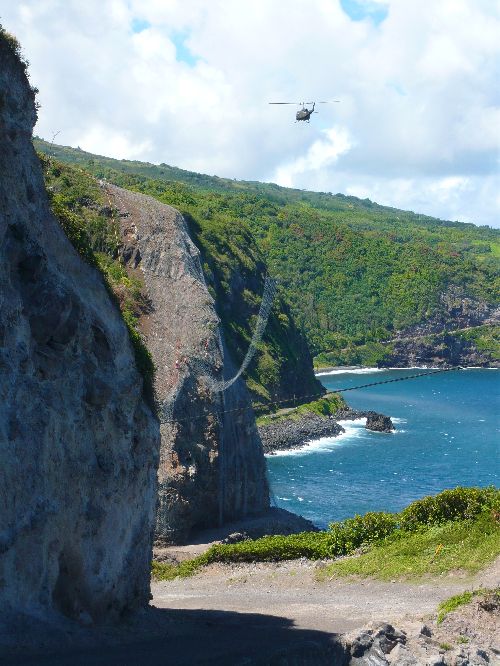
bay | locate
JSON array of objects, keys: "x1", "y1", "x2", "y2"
[{"x1": 266, "y1": 368, "x2": 500, "y2": 529}]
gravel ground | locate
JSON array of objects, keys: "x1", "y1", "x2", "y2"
[
  {"x1": 3, "y1": 558, "x2": 497, "y2": 665},
  {"x1": 151, "y1": 557, "x2": 499, "y2": 635}
]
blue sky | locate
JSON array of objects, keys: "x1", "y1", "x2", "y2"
[
  {"x1": 340, "y1": 0, "x2": 389, "y2": 24},
  {"x1": 1, "y1": 0, "x2": 499, "y2": 227},
  {"x1": 132, "y1": 19, "x2": 198, "y2": 66},
  {"x1": 171, "y1": 31, "x2": 199, "y2": 67}
]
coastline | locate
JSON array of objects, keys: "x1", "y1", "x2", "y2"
[
  {"x1": 258, "y1": 408, "x2": 394, "y2": 455},
  {"x1": 314, "y1": 363, "x2": 500, "y2": 376}
]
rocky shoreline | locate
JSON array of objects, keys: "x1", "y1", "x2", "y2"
[{"x1": 258, "y1": 409, "x2": 394, "y2": 455}]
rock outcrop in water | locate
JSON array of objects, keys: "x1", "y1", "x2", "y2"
[
  {"x1": 104, "y1": 184, "x2": 269, "y2": 544},
  {"x1": 259, "y1": 415, "x2": 345, "y2": 454},
  {"x1": 365, "y1": 412, "x2": 394, "y2": 433},
  {"x1": 0, "y1": 33, "x2": 160, "y2": 621},
  {"x1": 259, "y1": 408, "x2": 394, "y2": 454}
]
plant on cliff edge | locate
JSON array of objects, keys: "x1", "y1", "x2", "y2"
[{"x1": 39, "y1": 154, "x2": 156, "y2": 404}]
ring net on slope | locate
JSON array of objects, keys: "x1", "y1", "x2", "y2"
[{"x1": 160, "y1": 276, "x2": 276, "y2": 423}]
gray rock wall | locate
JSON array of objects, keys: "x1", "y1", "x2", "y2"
[
  {"x1": 104, "y1": 185, "x2": 269, "y2": 544},
  {"x1": 0, "y1": 36, "x2": 160, "y2": 621}
]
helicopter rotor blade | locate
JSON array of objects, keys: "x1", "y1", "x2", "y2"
[
  {"x1": 317, "y1": 100, "x2": 340, "y2": 103},
  {"x1": 269, "y1": 102, "x2": 301, "y2": 105}
]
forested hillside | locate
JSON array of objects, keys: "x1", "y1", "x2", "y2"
[{"x1": 35, "y1": 139, "x2": 500, "y2": 367}]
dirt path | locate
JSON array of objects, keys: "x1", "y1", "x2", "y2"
[
  {"x1": 152, "y1": 557, "x2": 500, "y2": 635},
  {"x1": 4, "y1": 558, "x2": 497, "y2": 665}
]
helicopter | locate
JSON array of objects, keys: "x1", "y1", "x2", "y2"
[{"x1": 269, "y1": 100, "x2": 340, "y2": 122}]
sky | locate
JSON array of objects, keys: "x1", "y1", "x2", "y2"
[{"x1": 1, "y1": 0, "x2": 499, "y2": 227}]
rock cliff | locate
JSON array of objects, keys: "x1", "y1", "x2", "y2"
[
  {"x1": 380, "y1": 287, "x2": 500, "y2": 368},
  {"x1": 104, "y1": 184, "x2": 269, "y2": 544},
  {"x1": 0, "y1": 32, "x2": 160, "y2": 621}
]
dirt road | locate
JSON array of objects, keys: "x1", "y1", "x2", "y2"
[
  {"x1": 152, "y1": 557, "x2": 498, "y2": 635},
  {"x1": 4, "y1": 558, "x2": 498, "y2": 665}
]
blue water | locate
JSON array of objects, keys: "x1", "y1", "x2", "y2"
[{"x1": 266, "y1": 368, "x2": 500, "y2": 528}]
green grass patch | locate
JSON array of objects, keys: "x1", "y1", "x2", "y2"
[
  {"x1": 319, "y1": 512, "x2": 499, "y2": 581},
  {"x1": 437, "y1": 591, "x2": 473, "y2": 624},
  {"x1": 152, "y1": 487, "x2": 500, "y2": 582},
  {"x1": 256, "y1": 392, "x2": 346, "y2": 426},
  {"x1": 436, "y1": 587, "x2": 499, "y2": 624},
  {"x1": 152, "y1": 558, "x2": 208, "y2": 581}
]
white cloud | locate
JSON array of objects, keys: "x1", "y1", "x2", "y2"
[
  {"x1": 0, "y1": 0, "x2": 498, "y2": 226},
  {"x1": 274, "y1": 127, "x2": 352, "y2": 187}
]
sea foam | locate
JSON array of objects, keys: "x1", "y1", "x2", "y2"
[{"x1": 267, "y1": 418, "x2": 368, "y2": 457}]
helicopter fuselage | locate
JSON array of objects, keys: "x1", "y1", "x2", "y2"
[{"x1": 296, "y1": 103, "x2": 315, "y2": 122}]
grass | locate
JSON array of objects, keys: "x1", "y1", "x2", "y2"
[
  {"x1": 152, "y1": 559, "x2": 205, "y2": 581},
  {"x1": 256, "y1": 392, "x2": 346, "y2": 426},
  {"x1": 437, "y1": 591, "x2": 473, "y2": 624},
  {"x1": 152, "y1": 487, "x2": 500, "y2": 583},
  {"x1": 318, "y1": 512, "x2": 499, "y2": 582},
  {"x1": 436, "y1": 587, "x2": 499, "y2": 625}
]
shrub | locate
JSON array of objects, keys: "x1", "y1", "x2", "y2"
[
  {"x1": 152, "y1": 488, "x2": 500, "y2": 581},
  {"x1": 400, "y1": 487, "x2": 499, "y2": 531},
  {"x1": 194, "y1": 488, "x2": 499, "y2": 568},
  {"x1": 203, "y1": 532, "x2": 334, "y2": 563},
  {"x1": 327, "y1": 511, "x2": 399, "y2": 556},
  {"x1": 0, "y1": 24, "x2": 28, "y2": 69}
]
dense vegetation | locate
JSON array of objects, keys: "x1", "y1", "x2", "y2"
[
  {"x1": 39, "y1": 152, "x2": 321, "y2": 405},
  {"x1": 39, "y1": 154, "x2": 155, "y2": 401},
  {"x1": 152, "y1": 487, "x2": 500, "y2": 581},
  {"x1": 321, "y1": 512, "x2": 498, "y2": 580},
  {"x1": 256, "y1": 393, "x2": 346, "y2": 426},
  {"x1": 35, "y1": 139, "x2": 500, "y2": 365}
]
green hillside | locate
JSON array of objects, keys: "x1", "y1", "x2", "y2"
[
  {"x1": 35, "y1": 138, "x2": 500, "y2": 366},
  {"x1": 38, "y1": 151, "x2": 322, "y2": 406}
]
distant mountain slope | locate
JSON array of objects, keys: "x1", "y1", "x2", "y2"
[
  {"x1": 35, "y1": 138, "x2": 500, "y2": 367},
  {"x1": 34, "y1": 137, "x2": 494, "y2": 230}
]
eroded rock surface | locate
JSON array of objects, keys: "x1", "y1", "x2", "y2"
[
  {"x1": 259, "y1": 408, "x2": 394, "y2": 454},
  {"x1": 104, "y1": 184, "x2": 269, "y2": 544},
  {"x1": 259, "y1": 414, "x2": 345, "y2": 454},
  {"x1": 380, "y1": 286, "x2": 500, "y2": 368},
  {"x1": 0, "y1": 36, "x2": 160, "y2": 622}
]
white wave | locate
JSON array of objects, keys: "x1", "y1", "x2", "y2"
[
  {"x1": 316, "y1": 365, "x2": 498, "y2": 378},
  {"x1": 316, "y1": 367, "x2": 387, "y2": 377},
  {"x1": 267, "y1": 418, "x2": 368, "y2": 458}
]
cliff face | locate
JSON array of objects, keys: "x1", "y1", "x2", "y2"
[
  {"x1": 380, "y1": 287, "x2": 500, "y2": 368},
  {"x1": 104, "y1": 185, "x2": 269, "y2": 544},
  {"x1": 0, "y1": 35, "x2": 160, "y2": 621}
]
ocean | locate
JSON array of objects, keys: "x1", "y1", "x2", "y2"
[{"x1": 266, "y1": 368, "x2": 499, "y2": 529}]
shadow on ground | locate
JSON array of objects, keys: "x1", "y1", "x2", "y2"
[{"x1": 1, "y1": 606, "x2": 346, "y2": 666}]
